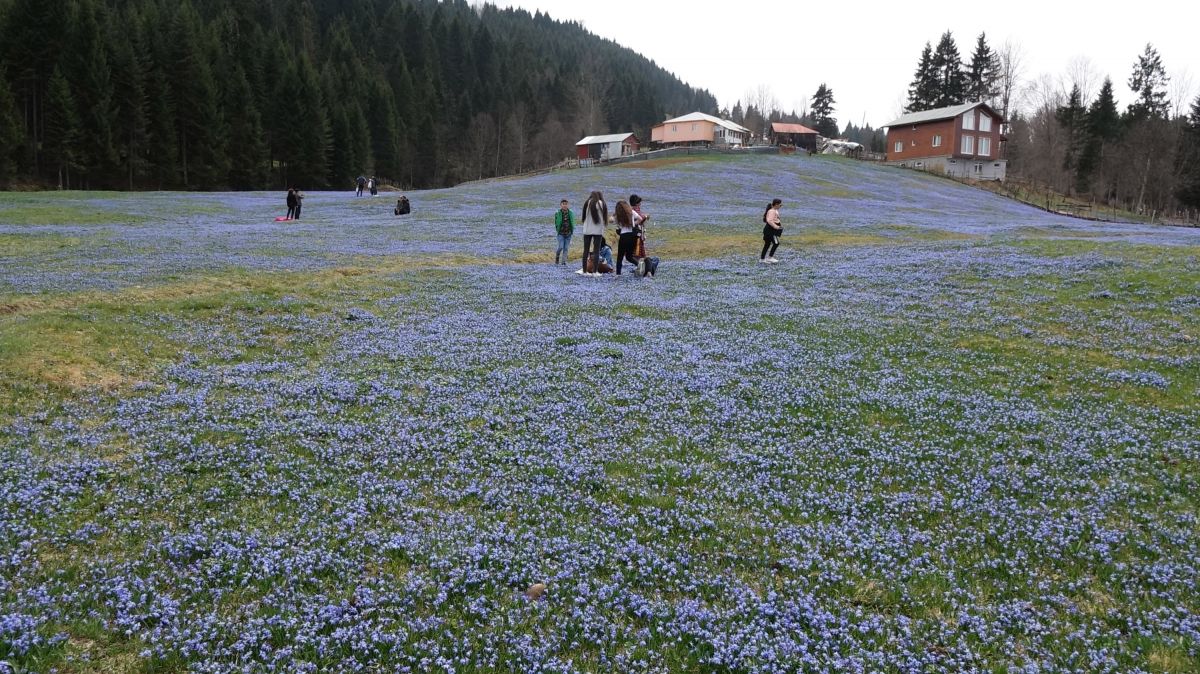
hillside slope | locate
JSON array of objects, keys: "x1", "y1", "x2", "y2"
[{"x1": 2, "y1": 155, "x2": 1196, "y2": 295}]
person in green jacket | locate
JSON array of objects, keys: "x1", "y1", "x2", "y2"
[{"x1": 554, "y1": 199, "x2": 575, "y2": 265}]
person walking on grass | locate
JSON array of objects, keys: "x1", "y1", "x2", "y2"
[
  {"x1": 554, "y1": 199, "x2": 575, "y2": 265},
  {"x1": 613, "y1": 200, "x2": 639, "y2": 276},
  {"x1": 761, "y1": 198, "x2": 783, "y2": 263},
  {"x1": 578, "y1": 191, "x2": 607, "y2": 276}
]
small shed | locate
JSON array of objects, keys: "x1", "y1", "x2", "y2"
[
  {"x1": 770, "y1": 122, "x2": 820, "y2": 152},
  {"x1": 575, "y1": 133, "x2": 640, "y2": 161}
]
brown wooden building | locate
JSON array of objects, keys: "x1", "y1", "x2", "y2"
[
  {"x1": 770, "y1": 122, "x2": 820, "y2": 152},
  {"x1": 883, "y1": 102, "x2": 1006, "y2": 180}
]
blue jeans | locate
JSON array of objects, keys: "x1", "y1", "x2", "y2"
[
  {"x1": 556, "y1": 234, "x2": 572, "y2": 263},
  {"x1": 599, "y1": 246, "x2": 614, "y2": 268}
]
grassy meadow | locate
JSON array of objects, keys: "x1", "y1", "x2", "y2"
[{"x1": 1, "y1": 155, "x2": 1197, "y2": 673}]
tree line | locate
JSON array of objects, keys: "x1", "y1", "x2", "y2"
[
  {"x1": 901, "y1": 31, "x2": 1200, "y2": 217},
  {"x1": 0, "y1": 0, "x2": 718, "y2": 191}
]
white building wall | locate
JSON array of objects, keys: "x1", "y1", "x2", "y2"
[{"x1": 888, "y1": 157, "x2": 1007, "y2": 181}]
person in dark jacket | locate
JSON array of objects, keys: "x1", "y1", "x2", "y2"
[
  {"x1": 286, "y1": 188, "x2": 297, "y2": 220},
  {"x1": 554, "y1": 199, "x2": 574, "y2": 265},
  {"x1": 394, "y1": 196, "x2": 411, "y2": 215}
]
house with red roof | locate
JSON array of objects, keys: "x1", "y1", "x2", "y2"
[{"x1": 770, "y1": 122, "x2": 820, "y2": 152}]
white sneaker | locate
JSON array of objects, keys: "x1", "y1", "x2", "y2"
[
  {"x1": 590, "y1": 272, "x2": 602, "y2": 277},
  {"x1": 768, "y1": 257, "x2": 780, "y2": 264},
  {"x1": 575, "y1": 269, "x2": 585, "y2": 275},
  {"x1": 760, "y1": 258, "x2": 770, "y2": 264}
]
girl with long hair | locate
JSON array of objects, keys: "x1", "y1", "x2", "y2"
[
  {"x1": 761, "y1": 198, "x2": 783, "y2": 263},
  {"x1": 613, "y1": 200, "x2": 640, "y2": 276},
  {"x1": 578, "y1": 191, "x2": 608, "y2": 276}
]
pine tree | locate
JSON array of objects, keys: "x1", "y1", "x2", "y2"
[
  {"x1": 65, "y1": 0, "x2": 118, "y2": 186},
  {"x1": 415, "y1": 112, "x2": 438, "y2": 187},
  {"x1": 965, "y1": 32, "x2": 999, "y2": 104},
  {"x1": 170, "y1": 1, "x2": 227, "y2": 187},
  {"x1": 109, "y1": 14, "x2": 149, "y2": 189},
  {"x1": 1176, "y1": 95, "x2": 1200, "y2": 209},
  {"x1": 931, "y1": 31, "x2": 966, "y2": 108},
  {"x1": 365, "y1": 76, "x2": 402, "y2": 184},
  {"x1": 1126, "y1": 43, "x2": 1170, "y2": 120},
  {"x1": 1078, "y1": 77, "x2": 1121, "y2": 195},
  {"x1": 144, "y1": 64, "x2": 178, "y2": 189},
  {"x1": 2, "y1": 0, "x2": 70, "y2": 177},
  {"x1": 905, "y1": 42, "x2": 937, "y2": 112},
  {"x1": 43, "y1": 67, "x2": 80, "y2": 188},
  {"x1": 1056, "y1": 85, "x2": 1087, "y2": 194},
  {"x1": 0, "y1": 68, "x2": 24, "y2": 182},
  {"x1": 224, "y1": 65, "x2": 269, "y2": 189},
  {"x1": 288, "y1": 55, "x2": 331, "y2": 188},
  {"x1": 811, "y1": 83, "x2": 838, "y2": 138}
]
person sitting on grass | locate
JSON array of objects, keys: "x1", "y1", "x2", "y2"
[
  {"x1": 585, "y1": 234, "x2": 614, "y2": 274},
  {"x1": 394, "y1": 196, "x2": 411, "y2": 216}
]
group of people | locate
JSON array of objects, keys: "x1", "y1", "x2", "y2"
[
  {"x1": 280, "y1": 187, "x2": 414, "y2": 220},
  {"x1": 554, "y1": 191, "x2": 659, "y2": 277},
  {"x1": 355, "y1": 175, "x2": 379, "y2": 197},
  {"x1": 285, "y1": 187, "x2": 304, "y2": 220},
  {"x1": 555, "y1": 191, "x2": 787, "y2": 273}
]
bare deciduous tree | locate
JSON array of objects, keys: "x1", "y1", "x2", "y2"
[
  {"x1": 1064, "y1": 55, "x2": 1101, "y2": 105},
  {"x1": 1170, "y1": 68, "x2": 1195, "y2": 120},
  {"x1": 465, "y1": 112, "x2": 496, "y2": 181},
  {"x1": 744, "y1": 84, "x2": 781, "y2": 139},
  {"x1": 997, "y1": 39, "x2": 1027, "y2": 121}
]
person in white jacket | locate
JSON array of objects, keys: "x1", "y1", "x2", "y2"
[{"x1": 577, "y1": 190, "x2": 608, "y2": 276}]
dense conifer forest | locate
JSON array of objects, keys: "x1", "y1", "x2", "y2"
[{"x1": 0, "y1": 0, "x2": 719, "y2": 190}]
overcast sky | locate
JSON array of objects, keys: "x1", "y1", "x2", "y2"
[{"x1": 496, "y1": 0, "x2": 1197, "y2": 127}]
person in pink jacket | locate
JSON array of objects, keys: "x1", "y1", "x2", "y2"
[{"x1": 760, "y1": 198, "x2": 783, "y2": 263}]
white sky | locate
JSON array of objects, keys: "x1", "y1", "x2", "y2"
[{"x1": 495, "y1": 0, "x2": 1198, "y2": 127}]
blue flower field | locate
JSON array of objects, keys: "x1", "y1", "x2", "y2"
[{"x1": 1, "y1": 155, "x2": 1198, "y2": 673}]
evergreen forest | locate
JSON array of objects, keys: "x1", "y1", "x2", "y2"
[{"x1": 0, "y1": 0, "x2": 719, "y2": 190}]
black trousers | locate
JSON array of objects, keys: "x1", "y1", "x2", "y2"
[
  {"x1": 294, "y1": 203, "x2": 302, "y2": 220},
  {"x1": 761, "y1": 236, "x2": 779, "y2": 259},
  {"x1": 581, "y1": 234, "x2": 603, "y2": 272},
  {"x1": 616, "y1": 232, "x2": 639, "y2": 274}
]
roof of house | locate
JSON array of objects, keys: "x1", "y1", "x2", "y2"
[
  {"x1": 771, "y1": 122, "x2": 820, "y2": 135},
  {"x1": 883, "y1": 102, "x2": 1001, "y2": 128},
  {"x1": 657, "y1": 112, "x2": 750, "y2": 134},
  {"x1": 575, "y1": 133, "x2": 637, "y2": 146}
]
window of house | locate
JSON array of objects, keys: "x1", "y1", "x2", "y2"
[
  {"x1": 894, "y1": 140, "x2": 903, "y2": 153},
  {"x1": 979, "y1": 114, "x2": 992, "y2": 132},
  {"x1": 932, "y1": 135, "x2": 942, "y2": 148},
  {"x1": 978, "y1": 137, "x2": 991, "y2": 157},
  {"x1": 692, "y1": 124, "x2": 697, "y2": 131},
  {"x1": 974, "y1": 163, "x2": 983, "y2": 174},
  {"x1": 672, "y1": 125, "x2": 677, "y2": 132},
  {"x1": 961, "y1": 135, "x2": 974, "y2": 154},
  {"x1": 962, "y1": 112, "x2": 975, "y2": 130}
]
